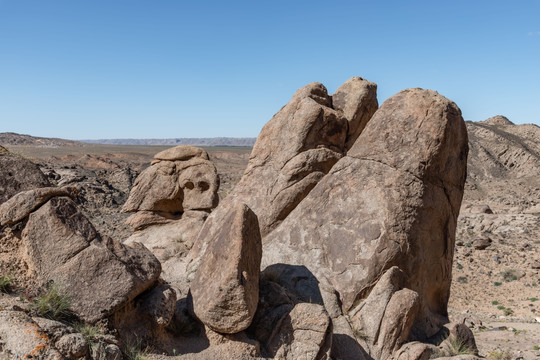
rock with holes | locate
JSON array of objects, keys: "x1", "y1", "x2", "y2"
[
  {"x1": 263, "y1": 88, "x2": 468, "y2": 342},
  {"x1": 122, "y1": 145, "x2": 218, "y2": 217},
  {"x1": 191, "y1": 202, "x2": 262, "y2": 334},
  {"x1": 21, "y1": 196, "x2": 161, "y2": 323}
]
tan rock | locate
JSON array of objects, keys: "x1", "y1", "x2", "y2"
[
  {"x1": 332, "y1": 76, "x2": 378, "y2": 150},
  {"x1": 154, "y1": 144, "x2": 210, "y2": 161},
  {"x1": 192, "y1": 78, "x2": 377, "y2": 240},
  {"x1": 266, "y1": 302, "x2": 332, "y2": 360},
  {"x1": 122, "y1": 157, "x2": 218, "y2": 214},
  {"x1": 0, "y1": 186, "x2": 76, "y2": 226},
  {"x1": 22, "y1": 197, "x2": 161, "y2": 323},
  {"x1": 191, "y1": 203, "x2": 262, "y2": 334},
  {"x1": 0, "y1": 310, "x2": 63, "y2": 359},
  {"x1": 263, "y1": 88, "x2": 468, "y2": 340}
]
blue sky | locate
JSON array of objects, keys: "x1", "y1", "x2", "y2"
[{"x1": 0, "y1": 1, "x2": 539, "y2": 139}]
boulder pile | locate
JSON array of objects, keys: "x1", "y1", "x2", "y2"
[{"x1": 0, "y1": 76, "x2": 476, "y2": 359}]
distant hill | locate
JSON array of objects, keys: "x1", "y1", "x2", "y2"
[
  {"x1": 81, "y1": 137, "x2": 256, "y2": 147},
  {"x1": 0, "y1": 132, "x2": 84, "y2": 147}
]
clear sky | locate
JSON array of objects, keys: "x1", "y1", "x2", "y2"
[{"x1": 0, "y1": 1, "x2": 539, "y2": 139}]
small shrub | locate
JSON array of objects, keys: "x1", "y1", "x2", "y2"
[
  {"x1": 0, "y1": 275, "x2": 13, "y2": 293},
  {"x1": 503, "y1": 307, "x2": 514, "y2": 316},
  {"x1": 465, "y1": 242, "x2": 472, "y2": 248},
  {"x1": 492, "y1": 300, "x2": 499, "y2": 305},
  {"x1": 487, "y1": 350, "x2": 514, "y2": 360},
  {"x1": 73, "y1": 322, "x2": 100, "y2": 346},
  {"x1": 124, "y1": 341, "x2": 149, "y2": 360},
  {"x1": 31, "y1": 283, "x2": 73, "y2": 321},
  {"x1": 501, "y1": 269, "x2": 517, "y2": 282},
  {"x1": 494, "y1": 282, "x2": 502, "y2": 286},
  {"x1": 533, "y1": 345, "x2": 539, "y2": 350},
  {"x1": 457, "y1": 276, "x2": 468, "y2": 283},
  {"x1": 497, "y1": 305, "x2": 505, "y2": 310},
  {"x1": 529, "y1": 297, "x2": 538, "y2": 302},
  {"x1": 456, "y1": 263, "x2": 463, "y2": 270},
  {"x1": 430, "y1": 335, "x2": 476, "y2": 358}
]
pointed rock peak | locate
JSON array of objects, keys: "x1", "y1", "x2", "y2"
[
  {"x1": 290, "y1": 82, "x2": 331, "y2": 107},
  {"x1": 332, "y1": 76, "x2": 378, "y2": 150},
  {"x1": 481, "y1": 115, "x2": 514, "y2": 126}
]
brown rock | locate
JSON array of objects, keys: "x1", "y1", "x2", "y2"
[
  {"x1": 194, "y1": 78, "x2": 377, "y2": 238},
  {"x1": 332, "y1": 76, "x2": 378, "y2": 150},
  {"x1": 22, "y1": 197, "x2": 161, "y2": 323},
  {"x1": 472, "y1": 236, "x2": 492, "y2": 250},
  {"x1": 0, "y1": 186, "x2": 76, "y2": 226},
  {"x1": 0, "y1": 310, "x2": 64, "y2": 359},
  {"x1": 389, "y1": 342, "x2": 435, "y2": 360},
  {"x1": 0, "y1": 152, "x2": 50, "y2": 204},
  {"x1": 376, "y1": 289, "x2": 421, "y2": 359},
  {"x1": 263, "y1": 88, "x2": 468, "y2": 340},
  {"x1": 122, "y1": 156, "x2": 218, "y2": 214},
  {"x1": 191, "y1": 202, "x2": 262, "y2": 334},
  {"x1": 267, "y1": 303, "x2": 332, "y2": 360}
]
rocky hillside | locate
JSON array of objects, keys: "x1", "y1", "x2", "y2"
[{"x1": 0, "y1": 132, "x2": 84, "y2": 147}]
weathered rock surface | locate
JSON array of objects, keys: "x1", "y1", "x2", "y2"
[
  {"x1": 0, "y1": 186, "x2": 76, "y2": 226},
  {"x1": 21, "y1": 196, "x2": 161, "y2": 323},
  {"x1": 263, "y1": 88, "x2": 468, "y2": 340},
  {"x1": 0, "y1": 151, "x2": 50, "y2": 204},
  {"x1": 193, "y1": 78, "x2": 377, "y2": 239},
  {"x1": 0, "y1": 310, "x2": 63, "y2": 359},
  {"x1": 122, "y1": 145, "x2": 218, "y2": 216},
  {"x1": 191, "y1": 203, "x2": 262, "y2": 334},
  {"x1": 266, "y1": 302, "x2": 332, "y2": 360},
  {"x1": 332, "y1": 76, "x2": 378, "y2": 150}
]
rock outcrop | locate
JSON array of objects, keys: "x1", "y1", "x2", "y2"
[
  {"x1": 191, "y1": 79, "x2": 377, "y2": 241},
  {"x1": 263, "y1": 88, "x2": 468, "y2": 342}
]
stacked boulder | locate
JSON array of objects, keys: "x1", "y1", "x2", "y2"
[{"x1": 122, "y1": 145, "x2": 219, "y2": 286}]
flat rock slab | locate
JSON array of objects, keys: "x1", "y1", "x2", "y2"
[{"x1": 191, "y1": 202, "x2": 262, "y2": 334}]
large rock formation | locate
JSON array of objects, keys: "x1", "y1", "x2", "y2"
[
  {"x1": 190, "y1": 78, "x2": 377, "y2": 242},
  {"x1": 263, "y1": 88, "x2": 468, "y2": 341}
]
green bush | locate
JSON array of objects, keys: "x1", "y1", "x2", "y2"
[
  {"x1": 31, "y1": 283, "x2": 73, "y2": 321},
  {"x1": 0, "y1": 275, "x2": 13, "y2": 293}
]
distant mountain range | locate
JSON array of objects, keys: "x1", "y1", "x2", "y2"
[
  {"x1": 0, "y1": 132, "x2": 256, "y2": 147},
  {"x1": 81, "y1": 137, "x2": 256, "y2": 146}
]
